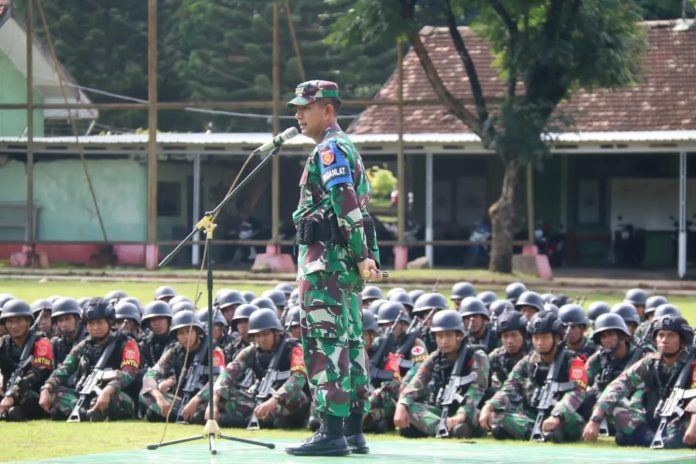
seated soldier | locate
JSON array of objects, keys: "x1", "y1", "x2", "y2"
[
  {"x1": 39, "y1": 298, "x2": 140, "y2": 422},
  {"x1": 140, "y1": 310, "x2": 224, "y2": 423},
  {"x1": 225, "y1": 303, "x2": 257, "y2": 361},
  {"x1": 458, "y1": 296, "x2": 499, "y2": 353},
  {"x1": 558, "y1": 304, "x2": 598, "y2": 361},
  {"x1": 479, "y1": 311, "x2": 588, "y2": 442},
  {"x1": 412, "y1": 293, "x2": 450, "y2": 353},
  {"x1": 394, "y1": 309, "x2": 489, "y2": 438},
  {"x1": 208, "y1": 308, "x2": 309, "y2": 429},
  {"x1": 488, "y1": 310, "x2": 530, "y2": 390},
  {"x1": 583, "y1": 315, "x2": 696, "y2": 448},
  {"x1": 50, "y1": 298, "x2": 87, "y2": 366},
  {"x1": 30, "y1": 299, "x2": 54, "y2": 337},
  {"x1": 0, "y1": 299, "x2": 54, "y2": 421},
  {"x1": 140, "y1": 301, "x2": 175, "y2": 369},
  {"x1": 286, "y1": 306, "x2": 301, "y2": 340}
]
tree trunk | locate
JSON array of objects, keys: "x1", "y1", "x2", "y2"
[{"x1": 488, "y1": 160, "x2": 522, "y2": 273}]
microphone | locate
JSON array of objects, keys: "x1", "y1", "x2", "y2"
[{"x1": 254, "y1": 127, "x2": 299, "y2": 153}]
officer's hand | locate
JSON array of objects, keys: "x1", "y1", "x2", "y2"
[
  {"x1": 39, "y1": 388, "x2": 53, "y2": 413},
  {"x1": 357, "y1": 259, "x2": 381, "y2": 282},
  {"x1": 446, "y1": 412, "x2": 465, "y2": 433},
  {"x1": 91, "y1": 385, "x2": 114, "y2": 412},
  {"x1": 159, "y1": 378, "x2": 176, "y2": 393},
  {"x1": 582, "y1": 421, "x2": 600, "y2": 442},
  {"x1": 683, "y1": 416, "x2": 696, "y2": 446},
  {"x1": 156, "y1": 397, "x2": 172, "y2": 418},
  {"x1": 0, "y1": 395, "x2": 14, "y2": 413},
  {"x1": 393, "y1": 403, "x2": 411, "y2": 429},
  {"x1": 478, "y1": 404, "x2": 494, "y2": 431},
  {"x1": 254, "y1": 397, "x2": 279, "y2": 421},
  {"x1": 542, "y1": 416, "x2": 561, "y2": 432},
  {"x1": 180, "y1": 396, "x2": 201, "y2": 421}
]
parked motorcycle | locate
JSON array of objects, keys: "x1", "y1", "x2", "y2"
[{"x1": 613, "y1": 215, "x2": 646, "y2": 268}]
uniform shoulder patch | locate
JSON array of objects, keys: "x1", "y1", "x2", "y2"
[
  {"x1": 32, "y1": 337, "x2": 54, "y2": 368},
  {"x1": 320, "y1": 146, "x2": 335, "y2": 165},
  {"x1": 290, "y1": 345, "x2": 306, "y2": 375},
  {"x1": 316, "y1": 140, "x2": 353, "y2": 190},
  {"x1": 569, "y1": 357, "x2": 587, "y2": 391},
  {"x1": 120, "y1": 338, "x2": 141, "y2": 370},
  {"x1": 213, "y1": 347, "x2": 225, "y2": 368}
]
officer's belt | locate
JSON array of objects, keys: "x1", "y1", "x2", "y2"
[{"x1": 296, "y1": 215, "x2": 375, "y2": 247}]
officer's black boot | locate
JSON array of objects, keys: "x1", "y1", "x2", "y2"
[
  {"x1": 285, "y1": 414, "x2": 350, "y2": 456},
  {"x1": 307, "y1": 415, "x2": 321, "y2": 432},
  {"x1": 345, "y1": 413, "x2": 369, "y2": 454},
  {"x1": 5, "y1": 406, "x2": 27, "y2": 422}
]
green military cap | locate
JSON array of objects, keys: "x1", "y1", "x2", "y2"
[{"x1": 287, "y1": 80, "x2": 341, "y2": 107}]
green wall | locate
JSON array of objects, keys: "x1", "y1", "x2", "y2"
[{"x1": 0, "y1": 50, "x2": 44, "y2": 137}]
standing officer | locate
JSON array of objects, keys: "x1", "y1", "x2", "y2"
[{"x1": 286, "y1": 80, "x2": 381, "y2": 456}]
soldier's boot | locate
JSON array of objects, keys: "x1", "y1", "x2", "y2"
[
  {"x1": 285, "y1": 414, "x2": 350, "y2": 457},
  {"x1": 5, "y1": 406, "x2": 27, "y2": 422},
  {"x1": 218, "y1": 413, "x2": 249, "y2": 428},
  {"x1": 451, "y1": 423, "x2": 472, "y2": 439},
  {"x1": 87, "y1": 408, "x2": 108, "y2": 422},
  {"x1": 307, "y1": 415, "x2": 322, "y2": 432},
  {"x1": 543, "y1": 427, "x2": 564, "y2": 443},
  {"x1": 144, "y1": 409, "x2": 164, "y2": 422},
  {"x1": 616, "y1": 424, "x2": 653, "y2": 447},
  {"x1": 491, "y1": 425, "x2": 512, "y2": 440},
  {"x1": 345, "y1": 413, "x2": 369, "y2": 454},
  {"x1": 399, "y1": 425, "x2": 428, "y2": 438}
]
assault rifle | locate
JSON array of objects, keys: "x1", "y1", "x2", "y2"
[
  {"x1": 435, "y1": 341, "x2": 477, "y2": 438},
  {"x1": 394, "y1": 309, "x2": 436, "y2": 370},
  {"x1": 0, "y1": 332, "x2": 38, "y2": 419},
  {"x1": 530, "y1": 327, "x2": 576, "y2": 441},
  {"x1": 175, "y1": 335, "x2": 210, "y2": 424},
  {"x1": 368, "y1": 318, "x2": 400, "y2": 383},
  {"x1": 651, "y1": 340, "x2": 696, "y2": 449},
  {"x1": 67, "y1": 338, "x2": 118, "y2": 422},
  {"x1": 246, "y1": 334, "x2": 291, "y2": 430}
]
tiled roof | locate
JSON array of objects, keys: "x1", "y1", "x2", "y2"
[{"x1": 350, "y1": 20, "x2": 696, "y2": 134}]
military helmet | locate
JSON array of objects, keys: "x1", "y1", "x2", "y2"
[
  {"x1": 543, "y1": 303, "x2": 560, "y2": 315},
  {"x1": 232, "y1": 303, "x2": 258, "y2": 322},
  {"x1": 515, "y1": 291, "x2": 544, "y2": 313},
  {"x1": 250, "y1": 297, "x2": 276, "y2": 312},
  {"x1": 169, "y1": 310, "x2": 204, "y2": 334},
  {"x1": 242, "y1": 291, "x2": 256, "y2": 303},
  {"x1": 431, "y1": 309, "x2": 465, "y2": 334},
  {"x1": 408, "y1": 289, "x2": 425, "y2": 303},
  {"x1": 121, "y1": 297, "x2": 144, "y2": 316},
  {"x1": 288, "y1": 288, "x2": 300, "y2": 307},
  {"x1": 624, "y1": 288, "x2": 648, "y2": 307},
  {"x1": 114, "y1": 301, "x2": 142, "y2": 325},
  {"x1": 30, "y1": 299, "x2": 52, "y2": 318},
  {"x1": 248, "y1": 308, "x2": 284, "y2": 334},
  {"x1": 0, "y1": 299, "x2": 33, "y2": 324},
  {"x1": 362, "y1": 310, "x2": 379, "y2": 333},
  {"x1": 490, "y1": 299, "x2": 515, "y2": 319},
  {"x1": 476, "y1": 291, "x2": 497, "y2": 308},
  {"x1": 171, "y1": 300, "x2": 196, "y2": 314},
  {"x1": 645, "y1": 296, "x2": 669, "y2": 315},
  {"x1": 217, "y1": 289, "x2": 246, "y2": 309},
  {"x1": 592, "y1": 313, "x2": 631, "y2": 343},
  {"x1": 496, "y1": 310, "x2": 527, "y2": 335},
  {"x1": 361, "y1": 285, "x2": 384, "y2": 302},
  {"x1": 588, "y1": 301, "x2": 610, "y2": 322},
  {"x1": 558, "y1": 304, "x2": 590, "y2": 326},
  {"x1": 83, "y1": 298, "x2": 115, "y2": 323},
  {"x1": 526, "y1": 311, "x2": 564, "y2": 335},
  {"x1": 154, "y1": 285, "x2": 176, "y2": 301},
  {"x1": 0, "y1": 293, "x2": 15, "y2": 306},
  {"x1": 104, "y1": 290, "x2": 127, "y2": 305},
  {"x1": 451, "y1": 282, "x2": 476, "y2": 300},
  {"x1": 652, "y1": 315, "x2": 693, "y2": 345},
  {"x1": 286, "y1": 306, "x2": 301, "y2": 327},
  {"x1": 377, "y1": 301, "x2": 410, "y2": 325},
  {"x1": 47, "y1": 295, "x2": 63, "y2": 304},
  {"x1": 142, "y1": 300, "x2": 173, "y2": 322},
  {"x1": 389, "y1": 291, "x2": 414, "y2": 309},
  {"x1": 654, "y1": 304, "x2": 681, "y2": 318},
  {"x1": 368, "y1": 298, "x2": 387, "y2": 315},
  {"x1": 413, "y1": 292, "x2": 449, "y2": 314},
  {"x1": 168, "y1": 295, "x2": 193, "y2": 309},
  {"x1": 458, "y1": 297, "x2": 490, "y2": 320},
  {"x1": 275, "y1": 282, "x2": 294, "y2": 298},
  {"x1": 610, "y1": 302, "x2": 640, "y2": 326},
  {"x1": 197, "y1": 307, "x2": 227, "y2": 327},
  {"x1": 505, "y1": 282, "x2": 528, "y2": 301},
  {"x1": 51, "y1": 297, "x2": 82, "y2": 320},
  {"x1": 386, "y1": 287, "x2": 407, "y2": 299},
  {"x1": 261, "y1": 289, "x2": 288, "y2": 308}
]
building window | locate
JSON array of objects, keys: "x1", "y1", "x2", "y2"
[{"x1": 157, "y1": 181, "x2": 181, "y2": 217}]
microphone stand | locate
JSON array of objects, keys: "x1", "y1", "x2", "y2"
[{"x1": 147, "y1": 146, "x2": 281, "y2": 455}]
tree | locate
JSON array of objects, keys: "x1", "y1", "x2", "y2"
[{"x1": 333, "y1": 0, "x2": 646, "y2": 272}]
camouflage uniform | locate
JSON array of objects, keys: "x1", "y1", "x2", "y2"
[
  {"x1": 595, "y1": 350, "x2": 696, "y2": 447},
  {"x1": 488, "y1": 343, "x2": 529, "y2": 389},
  {"x1": 570, "y1": 336, "x2": 599, "y2": 362},
  {"x1": 51, "y1": 327, "x2": 87, "y2": 366},
  {"x1": 140, "y1": 332, "x2": 175, "y2": 369},
  {"x1": 213, "y1": 338, "x2": 309, "y2": 427},
  {"x1": 398, "y1": 347, "x2": 489, "y2": 437},
  {"x1": 139, "y1": 342, "x2": 224, "y2": 422},
  {"x1": 485, "y1": 349, "x2": 587, "y2": 441},
  {"x1": 0, "y1": 332, "x2": 54, "y2": 419},
  {"x1": 469, "y1": 325, "x2": 500, "y2": 354},
  {"x1": 294, "y1": 124, "x2": 379, "y2": 419},
  {"x1": 363, "y1": 335, "x2": 428, "y2": 432},
  {"x1": 43, "y1": 333, "x2": 140, "y2": 420}
]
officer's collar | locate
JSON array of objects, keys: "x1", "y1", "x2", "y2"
[{"x1": 319, "y1": 123, "x2": 342, "y2": 142}]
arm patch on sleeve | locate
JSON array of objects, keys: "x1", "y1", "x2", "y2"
[{"x1": 317, "y1": 141, "x2": 353, "y2": 190}]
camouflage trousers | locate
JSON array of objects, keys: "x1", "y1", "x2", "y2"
[
  {"x1": 488, "y1": 403, "x2": 583, "y2": 442},
  {"x1": 49, "y1": 385, "x2": 134, "y2": 421},
  {"x1": 299, "y1": 270, "x2": 369, "y2": 418},
  {"x1": 405, "y1": 400, "x2": 482, "y2": 438},
  {"x1": 363, "y1": 380, "x2": 400, "y2": 432},
  {"x1": 139, "y1": 391, "x2": 208, "y2": 423},
  {"x1": 611, "y1": 399, "x2": 693, "y2": 448},
  {"x1": 1, "y1": 390, "x2": 47, "y2": 421},
  {"x1": 217, "y1": 386, "x2": 310, "y2": 428}
]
